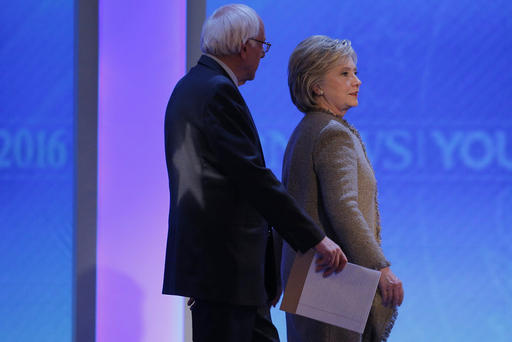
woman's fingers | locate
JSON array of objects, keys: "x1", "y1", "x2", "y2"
[{"x1": 380, "y1": 285, "x2": 390, "y2": 306}]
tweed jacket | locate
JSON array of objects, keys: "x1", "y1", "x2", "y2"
[{"x1": 281, "y1": 111, "x2": 396, "y2": 342}]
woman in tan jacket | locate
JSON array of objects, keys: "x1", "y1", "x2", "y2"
[{"x1": 278, "y1": 35, "x2": 404, "y2": 342}]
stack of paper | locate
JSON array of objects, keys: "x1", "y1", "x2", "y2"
[{"x1": 280, "y1": 250, "x2": 381, "y2": 334}]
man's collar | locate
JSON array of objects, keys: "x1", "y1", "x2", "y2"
[{"x1": 204, "y1": 53, "x2": 239, "y2": 87}]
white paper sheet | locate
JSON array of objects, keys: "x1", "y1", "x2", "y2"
[{"x1": 281, "y1": 251, "x2": 381, "y2": 334}]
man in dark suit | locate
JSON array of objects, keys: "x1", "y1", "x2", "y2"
[{"x1": 162, "y1": 4, "x2": 347, "y2": 341}]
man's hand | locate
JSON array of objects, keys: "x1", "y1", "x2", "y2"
[
  {"x1": 314, "y1": 236, "x2": 347, "y2": 277},
  {"x1": 378, "y1": 267, "x2": 404, "y2": 307}
]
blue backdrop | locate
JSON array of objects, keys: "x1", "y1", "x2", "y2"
[
  {"x1": 205, "y1": 1, "x2": 511, "y2": 341},
  {"x1": 1, "y1": 1, "x2": 510, "y2": 341},
  {"x1": 0, "y1": 1, "x2": 74, "y2": 341}
]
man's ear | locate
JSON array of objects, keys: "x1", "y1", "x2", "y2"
[{"x1": 240, "y1": 41, "x2": 248, "y2": 60}]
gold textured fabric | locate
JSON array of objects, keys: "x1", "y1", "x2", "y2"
[{"x1": 281, "y1": 111, "x2": 397, "y2": 342}]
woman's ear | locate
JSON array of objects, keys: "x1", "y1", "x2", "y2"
[{"x1": 313, "y1": 85, "x2": 324, "y2": 96}]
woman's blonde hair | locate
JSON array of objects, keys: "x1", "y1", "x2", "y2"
[{"x1": 288, "y1": 35, "x2": 357, "y2": 113}]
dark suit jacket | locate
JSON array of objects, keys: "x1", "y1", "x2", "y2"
[{"x1": 162, "y1": 55, "x2": 324, "y2": 306}]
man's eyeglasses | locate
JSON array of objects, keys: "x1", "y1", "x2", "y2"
[{"x1": 248, "y1": 38, "x2": 271, "y2": 53}]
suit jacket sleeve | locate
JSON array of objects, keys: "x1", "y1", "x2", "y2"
[
  {"x1": 313, "y1": 124, "x2": 390, "y2": 269},
  {"x1": 202, "y1": 81, "x2": 324, "y2": 252}
]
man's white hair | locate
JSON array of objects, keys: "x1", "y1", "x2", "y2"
[{"x1": 201, "y1": 4, "x2": 261, "y2": 56}]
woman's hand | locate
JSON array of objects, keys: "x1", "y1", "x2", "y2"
[{"x1": 378, "y1": 267, "x2": 404, "y2": 307}]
